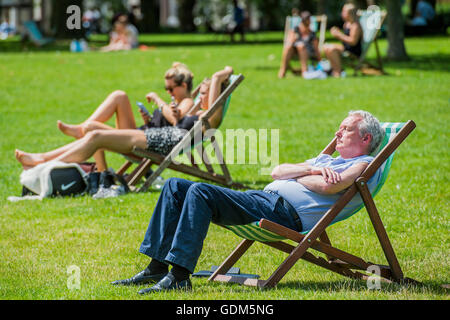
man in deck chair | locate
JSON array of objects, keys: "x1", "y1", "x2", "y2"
[{"x1": 112, "y1": 110, "x2": 384, "y2": 293}]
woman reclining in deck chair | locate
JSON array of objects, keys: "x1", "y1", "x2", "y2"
[
  {"x1": 14, "y1": 66, "x2": 234, "y2": 172},
  {"x1": 51, "y1": 62, "x2": 196, "y2": 171},
  {"x1": 278, "y1": 11, "x2": 321, "y2": 79},
  {"x1": 322, "y1": 3, "x2": 362, "y2": 78}
]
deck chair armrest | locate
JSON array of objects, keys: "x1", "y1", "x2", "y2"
[{"x1": 360, "y1": 120, "x2": 416, "y2": 181}]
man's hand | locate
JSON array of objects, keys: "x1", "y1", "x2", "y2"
[
  {"x1": 298, "y1": 162, "x2": 369, "y2": 195},
  {"x1": 310, "y1": 166, "x2": 342, "y2": 184}
]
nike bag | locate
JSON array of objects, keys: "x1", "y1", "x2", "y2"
[{"x1": 20, "y1": 160, "x2": 88, "y2": 198}]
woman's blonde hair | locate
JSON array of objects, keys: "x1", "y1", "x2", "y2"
[
  {"x1": 343, "y1": 3, "x2": 358, "y2": 22},
  {"x1": 165, "y1": 62, "x2": 194, "y2": 92}
]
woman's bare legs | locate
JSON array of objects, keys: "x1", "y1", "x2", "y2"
[
  {"x1": 16, "y1": 121, "x2": 116, "y2": 170},
  {"x1": 57, "y1": 90, "x2": 137, "y2": 138},
  {"x1": 278, "y1": 45, "x2": 294, "y2": 78},
  {"x1": 295, "y1": 43, "x2": 309, "y2": 75},
  {"x1": 15, "y1": 138, "x2": 83, "y2": 169},
  {"x1": 55, "y1": 129, "x2": 147, "y2": 165},
  {"x1": 323, "y1": 44, "x2": 345, "y2": 77},
  {"x1": 16, "y1": 129, "x2": 147, "y2": 169},
  {"x1": 57, "y1": 91, "x2": 137, "y2": 170}
]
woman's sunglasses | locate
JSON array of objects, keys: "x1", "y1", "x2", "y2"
[{"x1": 164, "y1": 84, "x2": 181, "y2": 93}]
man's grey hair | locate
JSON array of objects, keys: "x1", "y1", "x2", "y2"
[{"x1": 348, "y1": 110, "x2": 384, "y2": 154}]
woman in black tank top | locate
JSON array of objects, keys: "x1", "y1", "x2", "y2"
[
  {"x1": 342, "y1": 26, "x2": 362, "y2": 57},
  {"x1": 322, "y1": 4, "x2": 363, "y2": 77}
]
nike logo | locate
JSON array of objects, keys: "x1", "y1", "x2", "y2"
[{"x1": 61, "y1": 181, "x2": 76, "y2": 191}]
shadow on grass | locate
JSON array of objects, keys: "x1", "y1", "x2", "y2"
[
  {"x1": 275, "y1": 279, "x2": 447, "y2": 294},
  {"x1": 208, "y1": 278, "x2": 448, "y2": 295},
  {"x1": 383, "y1": 53, "x2": 450, "y2": 73},
  {"x1": 250, "y1": 53, "x2": 450, "y2": 76},
  {"x1": 0, "y1": 36, "x2": 282, "y2": 53}
]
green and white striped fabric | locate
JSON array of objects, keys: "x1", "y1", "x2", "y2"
[
  {"x1": 225, "y1": 122, "x2": 406, "y2": 242},
  {"x1": 224, "y1": 221, "x2": 286, "y2": 242},
  {"x1": 287, "y1": 15, "x2": 320, "y2": 32},
  {"x1": 359, "y1": 10, "x2": 383, "y2": 54}
]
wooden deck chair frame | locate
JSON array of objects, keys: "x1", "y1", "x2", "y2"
[
  {"x1": 119, "y1": 74, "x2": 246, "y2": 193},
  {"x1": 347, "y1": 9, "x2": 387, "y2": 76},
  {"x1": 209, "y1": 120, "x2": 419, "y2": 288}
]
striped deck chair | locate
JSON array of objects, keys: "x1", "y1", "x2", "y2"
[
  {"x1": 345, "y1": 9, "x2": 387, "y2": 76},
  {"x1": 210, "y1": 121, "x2": 419, "y2": 288},
  {"x1": 122, "y1": 74, "x2": 246, "y2": 192},
  {"x1": 282, "y1": 15, "x2": 327, "y2": 73},
  {"x1": 22, "y1": 21, "x2": 54, "y2": 47}
]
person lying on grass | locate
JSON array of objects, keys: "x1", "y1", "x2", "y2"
[
  {"x1": 14, "y1": 66, "x2": 234, "y2": 172},
  {"x1": 111, "y1": 110, "x2": 385, "y2": 293}
]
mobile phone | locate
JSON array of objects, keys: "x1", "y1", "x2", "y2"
[{"x1": 136, "y1": 101, "x2": 150, "y2": 116}]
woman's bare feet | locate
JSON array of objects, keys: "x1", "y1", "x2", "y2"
[
  {"x1": 15, "y1": 149, "x2": 45, "y2": 169},
  {"x1": 57, "y1": 121, "x2": 84, "y2": 139},
  {"x1": 278, "y1": 68, "x2": 286, "y2": 79}
]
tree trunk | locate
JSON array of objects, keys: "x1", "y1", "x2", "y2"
[
  {"x1": 386, "y1": 0, "x2": 409, "y2": 60},
  {"x1": 177, "y1": 0, "x2": 196, "y2": 32},
  {"x1": 317, "y1": 0, "x2": 327, "y2": 15},
  {"x1": 298, "y1": 0, "x2": 316, "y2": 13},
  {"x1": 141, "y1": 0, "x2": 160, "y2": 33}
]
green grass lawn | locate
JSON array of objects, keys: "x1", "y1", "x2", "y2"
[{"x1": 0, "y1": 33, "x2": 449, "y2": 300}]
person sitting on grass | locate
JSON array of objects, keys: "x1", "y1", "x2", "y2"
[
  {"x1": 322, "y1": 3, "x2": 362, "y2": 78},
  {"x1": 278, "y1": 11, "x2": 321, "y2": 79},
  {"x1": 100, "y1": 19, "x2": 134, "y2": 52},
  {"x1": 14, "y1": 66, "x2": 234, "y2": 173},
  {"x1": 111, "y1": 110, "x2": 384, "y2": 293}
]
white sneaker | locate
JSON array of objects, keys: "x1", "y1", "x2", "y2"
[
  {"x1": 152, "y1": 176, "x2": 166, "y2": 190},
  {"x1": 92, "y1": 185, "x2": 126, "y2": 199}
]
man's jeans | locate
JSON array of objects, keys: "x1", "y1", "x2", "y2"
[{"x1": 139, "y1": 178, "x2": 301, "y2": 273}]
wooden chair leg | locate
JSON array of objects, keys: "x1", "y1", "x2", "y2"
[
  {"x1": 116, "y1": 160, "x2": 133, "y2": 177},
  {"x1": 356, "y1": 178, "x2": 404, "y2": 282},
  {"x1": 374, "y1": 39, "x2": 384, "y2": 73},
  {"x1": 209, "y1": 239, "x2": 254, "y2": 281},
  {"x1": 319, "y1": 231, "x2": 335, "y2": 262}
]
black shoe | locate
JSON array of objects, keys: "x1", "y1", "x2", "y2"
[
  {"x1": 111, "y1": 270, "x2": 167, "y2": 286},
  {"x1": 99, "y1": 171, "x2": 115, "y2": 189},
  {"x1": 138, "y1": 273, "x2": 192, "y2": 294},
  {"x1": 87, "y1": 172, "x2": 100, "y2": 195}
]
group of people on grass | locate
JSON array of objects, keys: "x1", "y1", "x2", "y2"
[
  {"x1": 13, "y1": 3, "x2": 387, "y2": 295},
  {"x1": 13, "y1": 61, "x2": 384, "y2": 293},
  {"x1": 101, "y1": 13, "x2": 139, "y2": 52},
  {"x1": 279, "y1": 3, "x2": 363, "y2": 79}
]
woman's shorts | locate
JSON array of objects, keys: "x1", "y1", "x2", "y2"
[{"x1": 144, "y1": 126, "x2": 187, "y2": 156}]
